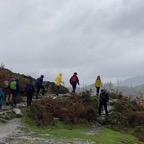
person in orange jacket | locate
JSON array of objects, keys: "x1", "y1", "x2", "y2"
[{"x1": 95, "y1": 75, "x2": 102, "y2": 96}]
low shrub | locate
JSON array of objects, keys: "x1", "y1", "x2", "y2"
[
  {"x1": 133, "y1": 126, "x2": 144, "y2": 142},
  {"x1": 27, "y1": 94, "x2": 98, "y2": 126}
]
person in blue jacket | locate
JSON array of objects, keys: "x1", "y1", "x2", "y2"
[
  {"x1": 25, "y1": 80, "x2": 35, "y2": 106},
  {"x1": 36, "y1": 75, "x2": 45, "y2": 99},
  {"x1": 0, "y1": 88, "x2": 5, "y2": 109}
]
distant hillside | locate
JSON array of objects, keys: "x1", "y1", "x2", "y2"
[
  {"x1": 79, "y1": 77, "x2": 144, "y2": 97},
  {"x1": 62, "y1": 76, "x2": 144, "y2": 96},
  {"x1": 120, "y1": 76, "x2": 144, "y2": 86}
]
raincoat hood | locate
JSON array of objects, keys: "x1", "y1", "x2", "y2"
[
  {"x1": 59, "y1": 73, "x2": 62, "y2": 76},
  {"x1": 55, "y1": 73, "x2": 63, "y2": 86}
]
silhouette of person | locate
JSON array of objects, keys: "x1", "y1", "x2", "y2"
[
  {"x1": 98, "y1": 89, "x2": 109, "y2": 116},
  {"x1": 36, "y1": 75, "x2": 45, "y2": 99},
  {"x1": 25, "y1": 80, "x2": 35, "y2": 106}
]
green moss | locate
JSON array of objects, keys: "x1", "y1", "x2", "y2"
[
  {"x1": 21, "y1": 113, "x2": 141, "y2": 144},
  {"x1": 20, "y1": 101, "x2": 143, "y2": 144},
  {"x1": 93, "y1": 128, "x2": 140, "y2": 144}
]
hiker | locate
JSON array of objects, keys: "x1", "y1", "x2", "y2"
[
  {"x1": 55, "y1": 73, "x2": 64, "y2": 96},
  {"x1": 0, "y1": 88, "x2": 5, "y2": 109},
  {"x1": 98, "y1": 89, "x2": 109, "y2": 116},
  {"x1": 69, "y1": 72, "x2": 79, "y2": 93},
  {"x1": 25, "y1": 80, "x2": 35, "y2": 106},
  {"x1": 10, "y1": 79, "x2": 20, "y2": 108},
  {"x1": 4, "y1": 79, "x2": 12, "y2": 105},
  {"x1": 36, "y1": 75, "x2": 45, "y2": 99},
  {"x1": 95, "y1": 75, "x2": 102, "y2": 96}
]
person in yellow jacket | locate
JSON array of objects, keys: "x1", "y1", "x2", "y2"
[
  {"x1": 95, "y1": 75, "x2": 102, "y2": 96},
  {"x1": 55, "y1": 73, "x2": 64, "y2": 96}
]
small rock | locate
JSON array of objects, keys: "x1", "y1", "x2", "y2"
[{"x1": 12, "y1": 108, "x2": 23, "y2": 117}]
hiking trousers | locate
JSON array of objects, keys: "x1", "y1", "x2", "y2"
[
  {"x1": 11, "y1": 91, "x2": 18, "y2": 107},
  {"x1": 71, "y1": 82, "x2": 77, "y2": 93},
  {"x1": 27, "y1": 91, "x2": 33, "y2": 106},
  {"x1": 36, "y1": 85, "x2": 45, "y2": 98},
  {"x1": 56, "y1": 86, "x2": 60, "y2": 96},
  {"x1": 98, "y1": 101, "x2": 108, "y2": 116},
  {"x1": 96, "y1": 87, "x2": 100, "y2": 95}
]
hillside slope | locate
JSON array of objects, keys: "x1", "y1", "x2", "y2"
[
  {"x1": 120, "y1": 75, "x2": 144, "y2": 86},
  {"x1": 0, "y1": 67, "x2": 69, "y2": 94}
]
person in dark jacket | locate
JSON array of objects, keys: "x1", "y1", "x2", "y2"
[
  {"x1": 36, "y1": 75, "x2": 45, "y2": 99},
  {"x1": 69, "y1": 72, "x2": 79, "y2": 93},
  {"x1": 11, "y1": 79, "x2": 20, "y2": 108},
  {"x1": 25, "y1": 80, "x2": 35, "y2": 106},
  {"x1": 98, "y1": 89, "x2": 109, "y2": 116}
]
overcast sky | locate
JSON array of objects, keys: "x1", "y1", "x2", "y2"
[{"x1": 0, "y1": 0, "x2": 144, "y2": 87}]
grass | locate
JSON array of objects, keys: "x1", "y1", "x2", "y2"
[
  {"x1": 21, "y1": 107, "x2": 142, "y2": 144},
  {"x1": 93, "y1": 128, "x2": 141, "y2": 144}
]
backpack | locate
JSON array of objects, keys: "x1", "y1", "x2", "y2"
[
  {"x1": 10, "y1": 81, "x2": 17, "y2": 90},
  {"x1": 36, "y1": 78, "x2": 41, "y2": 85},
  {"x1": 100, "y1": 93, "x2": 108, "y2": 102},
  {"x1": 4, "y1": 80, "x2": 10, "y2": 88},
  {"x1": 71, "y1": 75, "x2": 77, "y2": 82},
  {"x1": 26, "y1": 83, "x2": 33, "y2": 91}
]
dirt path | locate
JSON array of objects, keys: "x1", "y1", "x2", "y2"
[
  {"x1": 0, "y1": 118, "x2": 98, "y2": 144},
  {"x1": 0, "y1": 95, "x2": 104, "y2": 144},
  {"x1": 0, "y1": 118, "x2": 21, "y2": 143}
]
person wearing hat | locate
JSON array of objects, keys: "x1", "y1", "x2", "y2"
[
  {"x1": 98, "y1": 89, "x2": 109, "y2": 116},
  {"x1": 69, "y1": 72, "x2": 79, "y2": 93},
  {"x1": 36, "y1": 75, "x2": 45, "y2": 99}
]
